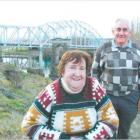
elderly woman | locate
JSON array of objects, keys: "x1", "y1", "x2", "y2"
[{"x1": 21, "y1": 50, "x2": 119, "y2": 140}]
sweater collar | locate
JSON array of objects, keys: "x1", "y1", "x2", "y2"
[{"x1": 61, "y1": 77, "x2": 83, "y2": 94}]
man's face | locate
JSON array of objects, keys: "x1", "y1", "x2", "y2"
[{"x1": 112, "y1": 21, "x2": 131, "y2": 46}]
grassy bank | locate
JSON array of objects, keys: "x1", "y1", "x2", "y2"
[{"x1": 0, "y1": 63, "x2": 52, "y2": 139}]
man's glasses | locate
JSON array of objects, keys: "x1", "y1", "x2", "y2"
[{"x1": 115, "y1": 27, "x2": 128, "y2": 32}]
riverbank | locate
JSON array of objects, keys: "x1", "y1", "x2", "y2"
[{"x1": 0, "y1": 62, "x2": 51, "y2": 139}]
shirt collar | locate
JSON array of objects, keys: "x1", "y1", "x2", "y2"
[{"x1": 112, "y1": 40, "x2": 132, "y2": 48}]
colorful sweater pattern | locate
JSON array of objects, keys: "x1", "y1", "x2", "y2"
[{"x1": 21, "y1": 77, "x2": 119, "y2": 140}]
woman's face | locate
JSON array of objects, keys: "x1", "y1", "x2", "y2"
[{"x1": 62, "y1": 58, "x2": 86, "y2": 93}]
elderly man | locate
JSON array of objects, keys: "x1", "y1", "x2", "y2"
[{"x1": 92, "y1": 18, "x2": 140, "y2": 139}]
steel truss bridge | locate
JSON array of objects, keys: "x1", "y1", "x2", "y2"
[{"x1": 0, "y1": 20, "x2": 104, "y2": 73}]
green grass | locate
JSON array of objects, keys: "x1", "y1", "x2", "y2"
[{"x1": 0, "y1": 63, "x2": 52, "y2": 139}]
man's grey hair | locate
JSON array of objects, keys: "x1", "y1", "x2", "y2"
[{"x1": 113, "y1": 18, "x2": 131, "y2": 30}]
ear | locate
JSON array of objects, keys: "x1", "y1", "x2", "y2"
[
  {"x1": 61, "y1": 70, "x2": 64, "y2": 76},
  {"x1": 127, "y1": 29, "x2": 131, "y2": 38},
  {"x1": 112, "y1": 28, "x2": 115, "y2": 35},
  {"x1": 129, "y1": 30, "x2": 132, "y2": 35}
]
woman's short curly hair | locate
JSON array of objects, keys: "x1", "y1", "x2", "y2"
[{"x1": 57, "y1": 50, "x2": 92, "y2": 76}]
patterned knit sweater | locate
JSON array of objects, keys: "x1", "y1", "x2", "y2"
[
  {"x1": 21, "y1": 77, "x2": 119, "y2": 140},
  {"x1": 92, "y1": 40, "x2": 140, "y2": 96}
]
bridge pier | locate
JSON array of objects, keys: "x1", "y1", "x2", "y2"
[{"x1": 39, "y1": 45, "x2": 44, "y2": 69}]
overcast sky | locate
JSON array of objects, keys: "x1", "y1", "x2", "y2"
[{"x1": 0, "y1": 0, "x2": 140, "y2": 37}]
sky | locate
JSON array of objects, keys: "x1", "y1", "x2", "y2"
[{"x1": 0, "y1": 0, "x2": 140, "y2": 38}]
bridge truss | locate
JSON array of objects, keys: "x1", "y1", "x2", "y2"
[
  {"x1": 0, "y1": 20, "x2": 104, "y2": 72},
  {"x1": 0, "y1": 20, "x2": 103, "y2": 48}
]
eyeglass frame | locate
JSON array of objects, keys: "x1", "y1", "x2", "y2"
[{"x1": 115, "y1": 27, "x2": 129, "y2": 32}]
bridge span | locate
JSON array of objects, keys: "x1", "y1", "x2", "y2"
[{"x1": 0, "y1": 20, "x2": 105, "y2": 77}]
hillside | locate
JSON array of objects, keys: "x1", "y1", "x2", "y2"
[{"x1": 0, "y1": 62, "x2": 51, "y2": 139}]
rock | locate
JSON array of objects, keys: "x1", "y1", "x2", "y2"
[{"x1": 4, "y1": 70, "x2": 22, "y2": 88}]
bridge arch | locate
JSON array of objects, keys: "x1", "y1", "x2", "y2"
[{"x1": 0, "y1": 20, "x2": 104, "y2": 74}]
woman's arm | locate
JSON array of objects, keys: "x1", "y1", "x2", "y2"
[
  {"x1": 84, "y1": 78, "x2": 119, "y2": 139},
  {"x1": 21, "y1": 86, "x2": 70, "y2": 140}
]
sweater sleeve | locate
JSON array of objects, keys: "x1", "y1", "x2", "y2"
[
  {"x1": 21, "y1": 86, "x2": 70, "y2": 140},
  {"x1": 91, "y1": 46, "x2": 103, "y2": 82},
  {"x1": 138, "y1": 64, "x2": 140, "y2": 92},
  {"x1": 84, "y1": 78, "x2": 119, "y2": 139}
]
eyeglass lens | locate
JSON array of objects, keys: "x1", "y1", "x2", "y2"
[{"x1": 116, "y1": 28, "x2": 128, "y2": 32}]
